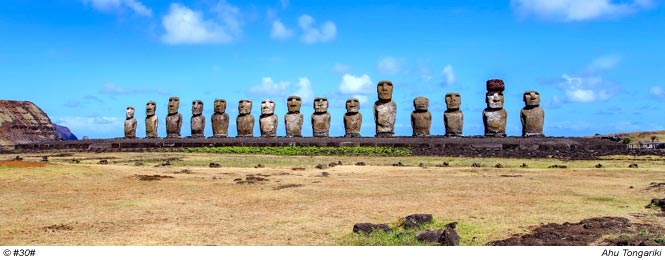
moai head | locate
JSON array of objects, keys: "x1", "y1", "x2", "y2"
[
  {"x1": 168, "y1": 97, "x2": 180, "y2": 114},
  {"x1": 413, "y1": 96, "x2": 429, "y2": 112},
  {"x1": 377, "y1": 80, "x2": 394, "y2": 100},
  {"x1": 346, "y1": 98, "x2": 360, "y2": 113},
  {"x1": 238, "y1": 99, "x2": 252, "y2": 115},
  {"x1": 191, "y1": 100, "x2": 203, "y2": 115},
  {"x1": 287, "y1": 96, "x2": 302, "y2": 113},
  {"x1": 445, "y1": 93, "x2": 461, "y2": 110},
  {"x1": 261, "y1": 99, "x2": 275, "y2": 115},
  {"x1": 313, "y1": 97, "x2": 329, "y2": 113},
  {"x1": 486, "y1": 92, "x2": 505, "y2": 109},
  {"x1": 146, "y1": 101, "x2": 156, "y2": 116},
  {"x1": 126, "y1": 106, "x2": 135, "y2": 119},
  {"x1": 523, "y1": 91, "x2": 541, "y2": 107},
  {"x1": 214, "y1": 99, "x2": 227, "y2": 114}
]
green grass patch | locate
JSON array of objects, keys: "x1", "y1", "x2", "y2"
[
  {"x1": 183, "y1": 146, "x2": 412, "y2": 156},
  {"x1": 337, "y1": 219, "x2": 484, "y2": 246}
]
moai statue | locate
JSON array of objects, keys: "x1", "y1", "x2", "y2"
[
  {"x1": 145, "y1": 101, "x2": 158, "y2": 138},
  {"x1": 520, "y1": 90, "x2": 544, "y2": 137},
  {"x1": 259, "y1": 100, "x2": 278, "y2": 137},
  {"x1": 443, "y1": 93, "x2": 463, "y2": 137},
  {"x1": 166, "y1": 96, "x2": 183, "y2": 138},
  {"x1": 411, "y1": 96, "x2": 431, "y2": 137},
  {"x1": 311, "y1": 97, "x2": 331, "y2": 137},
  {"x1": 236, "y1": 99, "x2": 254, "y2": 137},
  {"x1": 343, "y1": 98, "x2": 362, "y2": 137},
  {"x1": 284, "y1": 96, "x2": 303, "y2": 137},
  {"x1": 124, "y1": 106, "x2": 137, "y2": 138},
  {"x1": 211, "y1": 99, "x2": 229, "y2": 138},
  {"x1": 482, "y1": 79, "x2": 507, "y2": 137},
  {"x1": 374, "y1": 80, "x2": 397, "y2": 137},
  {"x1": 190, "y1": 100, "x2": 205, "y2": 138}
]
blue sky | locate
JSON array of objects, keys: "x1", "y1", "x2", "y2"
[{"x1": 1, "y1": 0, "x2": 664, "y2": 138}]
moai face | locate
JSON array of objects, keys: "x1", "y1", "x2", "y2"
[
  {"x1": 346, "y1": 98, "x2": 360, "y2": 113},
  {"x1": 314, "y1": 97, "x2": 329, "y2": 113},
  {"x1": 238, "y1": 99, "x2": 252, "y2": 115},
  {"x1": 192, "y1": 100, "x2": 203, "y2": 115},
  {"x1": 261, "y1": 100, "x2": 275, "y2": 115},
  {"x1": 377, "y1": 81, "x2": 394, "y2": 100},
  {"x1": 214, "y1": 99, "x2": 227, "y2": 113},
  {"x1": 523, "y1": 91, "x2": 541, "y2": 107},
  {"x1": 445, "y1": 93, "x2": 461, "y2": 110},
  {"x1": 413, "y1": 97, "x2": 429, "y2": 111},
  {"x1": 287, "y1": 96, "x2": 302, "y2": 113},
  {"x1": 146, "y1": 101, "x2": 156, "y2": 116},
  {"x1": 486, "y1": 92, "x2": 504, "y2": 109},
  {"x1": 126, "y1": 106, "x2": 135, "y2": 119},
  {"x1": 168, "y1": 97, "x2": 180, "y2": 114}
]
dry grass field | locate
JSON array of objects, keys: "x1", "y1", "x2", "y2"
[{"x1": 0, "y1": 152, "x2": 664, "y2": 245}]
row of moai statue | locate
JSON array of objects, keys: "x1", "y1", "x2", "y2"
[{"x1": 124, "y1": 79, "x2": 544, "y2": 138}]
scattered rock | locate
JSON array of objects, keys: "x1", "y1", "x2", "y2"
[
  {"x1": 98, "y1": 159, "x2": 108, "y2": 165},
  {"x1": 647, "y1": 182, "x2": 665, "y2": 191},
  {"x1": 254, "y1": 164, "x2": 265, "y2": 168},
  {"x1": 155, "y1": 160, "x2": 171, "y2": 167},
  {"x1": 435, "y1": 162, "x2": 450, "y2": 167},
  {"x1": 71, "y1": 159, "x2": 80, "y2": 164},
  {"x1": 595, "y1": 163, "x2": 603, "y2": 168},
  {"x1": 439, "y1": 222, "x2": 461, "y2": 246},
  {"x1": 416, "y1": 230, "x2": 444, "y2": 243},
  {"x1": 209, "y1": 162, "x2": 221, "y2": 168},
  {"x1": 353, "y1": 223, "x2": 392, "y2": 235},
  {"x1": 628, "y1": 163, "x2": 639, "y2": 168},
  {"x1": 43, "y1": 224, "x2": 73, "y2": 232},
  {"x1": 418, "y1": 162, "x2": 426, "y2": 168},
  {"x1": 471, "y1": 162, "x2": 481, "y2": 167},
  {"x1": 133, "y1": 161, "x2": 143, "y2": 166},
  {"x1": 319, "y1": 172, "x2": 330, "y2": 177},
  {"x1": 41, "y1": 156, "x2": 48, "y2": 162},
  {"x1": 337, "y1": 161, "x2": 343, "y2": 165},
  {"x1": 392, "y1": 162, "x2": 405, "y2": 167},
  {"x1": 135, "y1": 174, "x2": 174, "y2": 181},
  {"x1": 495, "y1": 163, "x2": 503, "y2": 168},
  {"x1": 273, "y1": 184, "x2": 304, "y2": 190},
  {"x1": 645, "y1": 198, "x2": 665, "y2": 211},
  {"x1": 500, "y1": 174, "x2": 522, "y2": 177},
  {"x1": 315, "y1": 164, "x2": 327, "y2": 169},
  {"x1": 235, "y1": 175, "x2": 269, "y2": 184},
  {"x1": 402, "y1": 214, "x2": 433, "y2": 229},
  {"x1": 13, "y1": 155, "x2": 23, "y2": 161},
  {"x1": 291, "y1": 167, "x2": 306, "y2": 171},
  {"x1": 355, "y1": 162, "x2": 367, "y2": 166},
  {"x1": 548, "y1": 164, "x2": 567, "y2": 169},
  {"x1": 328, "y1": 162, "x2": 338, "y2": 167},
  {"x1": 520, "y1": 163, "x2": 528, "y2": 168}
]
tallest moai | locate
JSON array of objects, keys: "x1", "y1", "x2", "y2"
[{"x1": 482, "y1": 79, "x2": 507, "y2": 137}]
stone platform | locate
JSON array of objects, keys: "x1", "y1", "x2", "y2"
[{"x1": 9, "y1": 136, "x2": 644, "y2": 159}]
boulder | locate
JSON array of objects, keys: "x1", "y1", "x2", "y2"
[
  {"x1": 402, "y1": 214, "x2": 433, "y2": 229},
  {"x1": 352, "y1": 223, "x2": 392, "y2": 235}
]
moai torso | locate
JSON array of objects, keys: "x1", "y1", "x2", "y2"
[
  {"x1": 312, "y1": 97, "x2": 331, "y2": 137},
  {"x1": 236, "y1": 99, "x2": 254, "y2": 137},
  {"x1": 259, "y1": 100, "x2": 278, "y2": 137},
  {"x1": 145, "y1": 101, "x2": 158, "y2": 138},
  {"x1": 411, "y1": 97, "x2": 431, "y2": 137},
  {"x1": 444, "y1": 93, "x2": 463, "y2": 137},
  {"x1": 344, "y1": 98, "x2": 362, "y2": 137},
  {"x1": 124, "y1": 106, "x2": 137, "y2": 138},
  {"x1": 211, "y1": 99, "x2": 229, "y2": 137},
  {"x1": 374, "y1": 81, "x2": 396, "y2": 137},
  {"x1": 166, "y1": 97, "x2": 183, "y2": 138},
  {"x1": 190, "y1": 100, "x2": 205, "y2": 138},
  {"x1": 520, "y1": 91, "x2": 544, "y2": 137},
  {"x1": 285, "y1": 96, "x2": 304, "y2": 137}
]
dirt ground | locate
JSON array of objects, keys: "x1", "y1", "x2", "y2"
[{"x1": 0, "y1": 152, "x2": 664, "y2": 245}]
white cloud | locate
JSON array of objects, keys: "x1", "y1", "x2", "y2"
[
  {"x1": 161, "y1": 2, "x2": 242, "y2": 45},
  {"x1": 271, "y1": 19, "x2": 293, "y2": 39},
  {"x1": 293, "y1": 77, "x2": 314, "y2": 103},
  {"x1": 586, "y1": 54, "x2": 621, "y2": 73},
  {"x1": 338, "y1": 74, "x2": 373, "y2": 95},
  {"x1": 83, "y1": 0, "x2": 152, "y2": 17},
  {"x1": 560, "y1": 74, "x2": 613, "y2": 102},
  {"x1": 442, "y1": 64, "x2": 455, "y2": 86},
  {"x1": 299, "y1": 14, "x2": 337, "y2": 44},
  {"x1": 54, "y1": 116, "x2": 124, "y2": 138},
  {"x1": 377, "y1": 57, "x2": 402, "y2": 74},
  {"x1": 331, "y1": 63, "x2": 352, "y2": 75},
  {"x1": 249, "y1": 77, "x2": 291, "y2": 95},
  {"x1": 651, "y1": 86, "x2": 665, "y2": 98},
  {"x1": 351, "y1": 95, "x2": 369, "y2": 105},
  {"x1": 511, "y1": 0, "x2": 654, "y2": 21}
]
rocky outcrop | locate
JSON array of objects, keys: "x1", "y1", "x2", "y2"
[
  {"x1": 0, "y1": 100, "x2": 61, "y2": 145},
  {"x1": 54, "y1": 124, "x2": 78, "y2": 141}
]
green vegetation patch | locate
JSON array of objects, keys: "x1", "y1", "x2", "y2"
[
  {"x1": 338, "y1": 219, "x2": 482, "y2": 246},
  {"x1": 183, "y1": 146, "x2": 412, "y2": 156}
]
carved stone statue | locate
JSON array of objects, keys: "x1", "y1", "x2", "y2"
[
  {"x1": 344, "y1": 98, "x2": 362, "y2": 137},
  {"x1": 259, "y1": 99, "x2": 278, "y2": 137},
  {"x1": 411, "y1": 96, "x2": 431, "y2": 137},
  {"x1": 124, "y1": 106, "x2": 137, "y2": 138},
  {"x1": 190, "y1": 100, "x2": 205, "y2": 138},
  {"x1": 166, "y1": 96, "x2": 183, "y2": 138},
  {"x1": 236, "y1": 99, "x2": 254, "y2": 137},
  {"x1": 284, "y1": 96, "x2": 303, "y2": 137},
  {"x1": 374, "y1": 80, "x2": 397, "y2": 137},
  {"x1": 211, "y1": 99, "x2": 229, "y2": 138},
  {"x1": 520, "y1": 90, "x2": 544, "y2": 137},
  {"x1": 443, "y1": 93, "x2": 463, "y2": 137},
  {"x1": 482, "y1": 79, "x2": 507, "y2": 137},
  {"x1": 311, "y1": 97, "x2": 331, "y2": 137},
  {"x1": 145, "y1": 101, "x2": 158, "y2": 138}
]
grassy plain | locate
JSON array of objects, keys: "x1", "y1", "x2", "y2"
[{"x1": 0, "y1": 152, "x2": 664, "y2": 245}]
